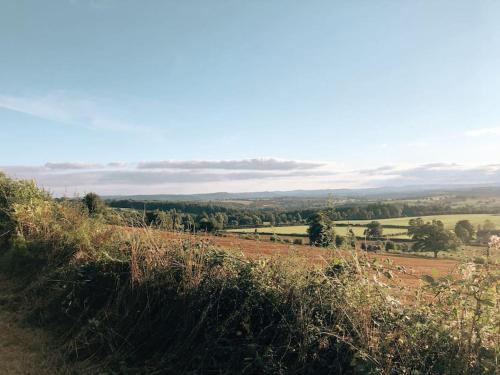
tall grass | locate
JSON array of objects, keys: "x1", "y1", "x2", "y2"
[{"x1": 0, "y1": 174, "x2": 498, "y2": 374}]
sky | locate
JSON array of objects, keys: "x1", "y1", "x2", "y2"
[{"x1": 1, "y1": 0, "x2": 500, "y2": 196}]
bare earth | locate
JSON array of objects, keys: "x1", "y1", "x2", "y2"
[{"x1": 160, "y1": 231, "x2": 460, "y2": 288}]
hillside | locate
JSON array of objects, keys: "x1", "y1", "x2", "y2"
[{"x1": 1, "y1": 174, "x2": 498, "y2": 373}]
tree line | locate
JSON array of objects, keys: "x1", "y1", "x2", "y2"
[{"x1": 104, "y1": 198, "x2": 499, "y2": 230}]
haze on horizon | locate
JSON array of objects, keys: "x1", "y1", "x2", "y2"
[{"x1": 1, "y1": 0, "x2": 499, "y2": 196}]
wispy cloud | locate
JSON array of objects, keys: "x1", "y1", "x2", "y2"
[
  {"x1": 2, "y1": 160, "x2": 500, "y2": 196},
  {"x1": 45, "y1": 162, "x2": 103, "y2": 170},
  {"x1": 137, "y1": 158, "x2": 324, "y2": 171},
  {"x1": 465, "y1": 127, "x2": 500, "y2": 137},
  {"x1": 0, "y1": 91, "x2": 154, "y2": 134}
]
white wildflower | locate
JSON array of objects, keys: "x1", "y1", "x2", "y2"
[{"x1": 488, "y1": 235, "x2": 500, "y2": 251}]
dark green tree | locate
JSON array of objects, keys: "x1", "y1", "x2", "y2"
[
  {"x1": 364, "y1": 221, "x2": 383, "y2": 238},
  {"x1": 335, "y1": 235, "x2": 345, "y2": 247},
  {"x1": 307, "y1": 212, "x2": 336, "y2": 247},
  {"x1": 408, "y1": 217, "x2": 424, "y2": 227},
  {"x1": 385, "y1": 241, "x2": 396, "y2": 251},
  {"x1": 408, "y1": 217, "x2": 425, "y2": 236},
  {"x1": 411, "y1": 223, "x2": 461, "y2": 258},
  {"x1": 198, "y1": 217, "x2": 214, "y2": 232},
  {"x1": 454, "y1": 220, "x2": 475, "y2": 244},
  {"x1": 182, "y1": 214, "x2": 195, "y2": 232},
  {"x1": 83, "y1": 192, "x2": 106, "y2": 216}
]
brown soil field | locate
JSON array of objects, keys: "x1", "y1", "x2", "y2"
[{"x1": 153, "y1": 230, "x2": 460, "y2": 289}]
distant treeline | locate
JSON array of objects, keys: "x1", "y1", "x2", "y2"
[{"x1": 107, "y1": 199, "x2": 500, "y2": 230}]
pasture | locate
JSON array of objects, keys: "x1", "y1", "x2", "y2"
[
  {"x1": 227, "y1": 213, "x2": 500, "y2": 239},
  {"x1": 228, "y1": 225, "x2": 410, "y2": 238},
  {"x1": 334, "y1": 213, "x2": 500, "y2": 228}
]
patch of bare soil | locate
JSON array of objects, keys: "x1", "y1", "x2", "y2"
[{"x1": 158, "y1": 231, "x2": 460, "y2": 288}]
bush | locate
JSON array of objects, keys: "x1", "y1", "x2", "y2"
[
  {"x1": 292, "y1": 238, "x2": 303, "y2": 245},
  {"x1": 473, "y1": 256, "x2": 486, "y2": 265},
  {"x1": 398, "y1": 243, "x2": 410, "y2": 252},
  {"x1": 1, "y1": 174, "x2": 498, "y2": 375},
  {"x1": 270, "y1": 233, "x2": 281, "y2": 243},
  {"x1": 385, "y1": 241, "x2": 396, "y2": 251},
  {"x1": 335, "y1": 235, "x2": 345, "y2": 247}
]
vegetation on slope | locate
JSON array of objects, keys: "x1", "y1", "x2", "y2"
[{"x1": 0, "y1": 173, "x2": 498, "y2": 374}]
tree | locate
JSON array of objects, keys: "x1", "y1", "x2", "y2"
[
  {"x1": 83, "y1": 192, "x2": 105, "y2": 216},
  {"x1": 364, "y1": 221, "x2": 383, "y2": 238},
  {"x1": 454, "y1": 220, "x2": 475, "y2": 243},
  {"x1": 198, "y1": 217, "x2": 214, "y2": 232},
  {"x1": 335, "y1": 235, "x2": 345, "y2": 247},
  {"x1": 411, "y1": 223, "x2": 461, "y2": 258},
  {"x1": 170, "y1": 209, "x2": 184, "y2": 231},
  {"x1": 182, "y1": 214, "x2": 195, "y2": 232},
  {"x1": 214, "y1": 212, "x2": 226, "y2": 230},
  {"x1": 152, "y1": 210, "x2": 173, "y2": 230},
  {"x1": 385, "y1": 241, "x2": 396, "y2": 251},
  {"x1": 307, "y1": 212, "x2": 336, "y2": 247},
  {"x1": 409, "y1": 218, "x2": 424, "y2": 227},
  {"x1": 408, "y1": 218, "x2": 424, "y2": 236}
]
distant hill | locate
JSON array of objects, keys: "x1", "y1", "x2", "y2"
[{"x1": 104, "y1": 184, "x2": 500, "y2": 202}]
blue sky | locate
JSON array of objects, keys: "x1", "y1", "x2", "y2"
[{"x1": 1, "y1": 0, "x2": 500, "y2": 195}]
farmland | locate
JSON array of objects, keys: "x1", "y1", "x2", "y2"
[
  {"x1": 1, "y1": 174, "x2": 499, "y2": 374},
  {"x1": 227, "y1": 213, "x2": 500, "y2": 239},
  {"x1": 228, "y1": 225, "x2": 410, "y2": 238},
  {"x1": 334, "y1": 213, "x2": 500, "y2": 229}
]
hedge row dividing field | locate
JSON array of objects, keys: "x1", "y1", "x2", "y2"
[
  {"x1": 227, "y1": 213, "x2": 500, "y2": 239},
  {"x1": 334, "y1": 213, "x2": 500, "y2": 229},
  {"x1": 228, "y1": 225, "x2": 410, "y2": 239}
]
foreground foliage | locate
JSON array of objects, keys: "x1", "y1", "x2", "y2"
[{"x1": 0, "y1": 173, "x2": 498, "y2": 374}]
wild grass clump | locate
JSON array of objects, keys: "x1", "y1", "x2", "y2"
[{"x1": 0, "y1": 174, "x2": 498, "y2": 374}]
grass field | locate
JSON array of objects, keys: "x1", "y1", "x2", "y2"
[
  {"x1": 334, "y1": 213, "x2": 500, "y2": 229},
  {"x1": 227, "y1": 213, "x2": 500, "y2": 238},
  {"x1": 228, "y1": 225, "x2": 410, "y2": 238}
]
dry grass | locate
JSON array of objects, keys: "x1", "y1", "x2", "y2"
[
  {"x1": 154, "y1": 230, "x2": 460, "y2": 289},
  {"x1": 0, "y1": 174, "x2": 497, "y2": 374}
]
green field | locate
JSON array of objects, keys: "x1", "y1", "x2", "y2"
[
  {"x1": 227, "y1": 213, "x2": 500, "y2": 238},
  {"x1": 228, "y1": 225, "x2": 409, "y2": 239},
  {"x1": 334, "y1": 213, "x2": 500, "y2": 229}
]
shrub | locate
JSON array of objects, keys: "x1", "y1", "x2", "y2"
[
  {"x1": 335, "y1": 235, "x2": 345, "y2": 247},
  {"x1": 473, "y1": 256, "x2": 486, "y2": 265},
  {"x1": 398, "y1": 243, "x2": 409, "y2": 252},
  {"x1": 270, "y1": 233, "x2": 281, "y2": 242}
]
